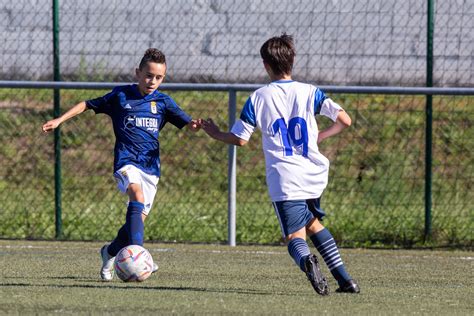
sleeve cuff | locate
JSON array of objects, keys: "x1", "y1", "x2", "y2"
[
  {"x1": 320, "y1": 98, "x2": 342, "y2": 122},
  {"x1": 230, "y1": 119, "x2": 254, "y2": 141}
]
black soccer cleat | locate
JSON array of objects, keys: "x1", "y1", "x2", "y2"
[
  {"x1": 304, "y1": 254, "x2": 330, "y2": 296},
  {"x1": 335, "y1": 279, "x2": 360, "y2": 294}
]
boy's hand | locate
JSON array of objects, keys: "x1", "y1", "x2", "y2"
[
  {"x1": 201, "y1": 118, "x2": 248, "y2": 146},
  {"x1": 42, "y1": 118, "x2": 61, "y2": 133},
  {"x1": 187, "y1": 119, "x2": 201, "y2": 132},
  {"x1": 201, "y1": 118, "x2": 221, "y2": 137}
]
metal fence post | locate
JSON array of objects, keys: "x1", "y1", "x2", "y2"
[
  {"x1": 424, "y1": 0, "x2": 435, "y2": 241},
  {"x1": 53, "y1": 0, "x2": 62, "y2": 239},
  {"x1": 228, "y1": 89, "x2": 237, "y2": 246}
]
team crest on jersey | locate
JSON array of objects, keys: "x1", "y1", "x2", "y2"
[{"x1": 150, "y1": 101, "x2": 157, "y2": 114}]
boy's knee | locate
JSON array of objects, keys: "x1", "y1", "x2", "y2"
[
  {"x1": 285, "y1": 227, "x2": 307, "y2": 243},
  {"x1": 306, "y1": 218, "x2": 325, "y2": 235},
  {"x1": 127, "y1": 183, "x2": 144, "y2": 202}
]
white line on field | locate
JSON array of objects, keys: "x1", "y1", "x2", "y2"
[
  {"x1": 0, "y1": 244, "x2": 472, "y2": 259},
  {"x1": 0, "y1": 244, "x2": 285, "y2": 255}
]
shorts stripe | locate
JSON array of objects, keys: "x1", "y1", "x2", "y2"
[{"x1": 272, "y1": 202, "x2": 286, "y2": 238}]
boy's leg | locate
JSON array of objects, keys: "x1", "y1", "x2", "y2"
[
  {"x1": 306, "y1": 198, "x2": 359, "y2": 293},
  {"x1": 100, "y1": 210, "x2": 136, "y2": 281},
  {"x1": 273, "y1": 201, "x2": 329, "y2": 295},
  {"x1": 100, "y1": 205, "x2": 147, "y2": 281},
  {"x1": 99, "y1": 200, "x2": 144, "y2": 281},
  {"x1": 273, "y1": 201, "x2": 312, "y2": 270},
  {"x1": 125, "y1": 176, "x2": 158, "y2": 273},
  {"x1": 307, "y1": 219, "x2": 359, "y2": 293},
  {"x1": 286, "y1": 232, "x2": 311, "y2": 272},
  {"x1": 107, "y1": 224, "x2": 129, "y2": 256},
  {"x1": 99, "y1": 224, "x2": 128, "y2": 281},
  {"x1": 286, "y1": 233, "x2": 329, "y2": 296},
  {"x1": 101, "y1": 165, "x2": 159, "y2": 279},
  {"x1": 126, "y1": 201, "x2": 145, "y2": 245},
  {"x1": 126, "y1": 183, "x2": 146, "y2": 246},
  {"x1": 123, "y1": 167, "x2": 159, "y2": 247}
]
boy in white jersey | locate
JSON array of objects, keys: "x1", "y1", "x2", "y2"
[{"x1": 201, "y1": 34, "x2": 360, "y2": 295}]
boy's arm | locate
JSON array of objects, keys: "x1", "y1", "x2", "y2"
[
  {"x1": 317, "y1": 109, "x2": 351, "y2": 144},
  {"x1": 42, "y1": 101, "x2": 88, "y2": 133},
  {"x1": 202, "y1": 119, "x2": 248, "y2": 146}
]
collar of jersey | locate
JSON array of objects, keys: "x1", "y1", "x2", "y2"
[{"x1": 272, "y1": 79, "x2": 294, "y2": 84}]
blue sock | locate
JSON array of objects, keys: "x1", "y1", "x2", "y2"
[
  {"x1": 107, "y1": 224, "x2": 128, "y2": 256},
  {"x1": 287, "y1": 238, "x2": 311, "y2": 272},
  {"x1": 126, "y1": 201, "x2": 145, "y2": 246},
  {"x1": 310, "y1": 228, "x2": 351, "y2": 286}
]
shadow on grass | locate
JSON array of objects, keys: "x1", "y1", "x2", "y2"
[{"x1": 0, "y1": 281, "x2": 299, "y2": 297}]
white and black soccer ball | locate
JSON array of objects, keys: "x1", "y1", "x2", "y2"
[{"x1": 114, "y1": 245, "x2": 154, "y2": 282}]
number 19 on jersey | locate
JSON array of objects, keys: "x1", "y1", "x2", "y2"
[{"x1": 272, "y1": 117, "x2": 308, "y2": 157}]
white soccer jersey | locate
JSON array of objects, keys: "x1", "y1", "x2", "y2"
[{"x1": 231, "y1": 80, "x2": 342, "y2": 202}]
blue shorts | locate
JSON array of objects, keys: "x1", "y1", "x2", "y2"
[{"x1": 272, "y1": 198, "x2": 326, "y2": 237}]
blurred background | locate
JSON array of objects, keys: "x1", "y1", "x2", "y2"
[{"x1": 1, "y1": 0, "x2": 472, "y2": 86}]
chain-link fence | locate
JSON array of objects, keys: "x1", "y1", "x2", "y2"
[
  {"x1": 1, "y1": 86, "x2": 472, "y2": 246},
  {"x1": 1, "y1": 0, "x2": 472, "y2": 86},
  {"x1": 0, "y1": 0, "x2": 472, "y2": 246}
]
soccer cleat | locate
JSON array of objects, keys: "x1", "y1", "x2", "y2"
[
  {"x1": 152, "y1": 262, "x2": 159, "y2": 273},
  {"x1": 335, "y1": 279, "x2": 360, "y2": 294},
  {"x1": 304, "y1": 254, "x2": 330, "y2": 296},
  {"x1": 100, "y1": 244, "x2": 115, "y2": 281}
]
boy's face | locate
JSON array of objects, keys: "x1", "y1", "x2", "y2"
[{"x1": 136, "y1": 62, "x2": 166, "y2": 95}]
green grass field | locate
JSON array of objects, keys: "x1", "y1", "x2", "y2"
[{"x1": 0, "y1": 240, "x2": 472, "y2": 315}]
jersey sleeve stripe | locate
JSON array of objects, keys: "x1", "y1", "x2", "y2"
[
  {"x1": 314, "y1": 88, "x2": 327, "y2": 115},
  {"x1": 240, "y1": 97, "x2": 257, "y2": 127}
]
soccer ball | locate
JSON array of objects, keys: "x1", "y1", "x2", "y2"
[{"x1": 114, "y1": 245, "x2": 154, "y2": 282}]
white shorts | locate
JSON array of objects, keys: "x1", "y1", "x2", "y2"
[{"x1": 113, "y1": 164, "x2": 159, "y2": 216}]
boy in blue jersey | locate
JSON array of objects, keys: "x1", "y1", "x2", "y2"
[
  {"x1": 42, "y1": 48, "x2": 200, "y2": 281},
  {"x1": 201, "y1": 35, "x2": 360, "y2": 295}
]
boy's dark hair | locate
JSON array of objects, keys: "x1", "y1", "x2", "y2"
[
  {"x1": 260, "y1": 34, "x2": 295, "y2": 76},
  {"x1": 139, "y1": 48, "x2": 166, "y2": 69}
]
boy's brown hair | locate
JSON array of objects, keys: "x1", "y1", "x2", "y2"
[
  {"x1": 139, "y1": 48, "x2": 166, "y2": 69},
  {"x1": 260, "y1": 34, "x2": 295, "y2": 76}
]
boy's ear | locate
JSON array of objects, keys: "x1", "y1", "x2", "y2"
[{"x1": 135, "y1": 68, "x2": 140, "y2": 78}]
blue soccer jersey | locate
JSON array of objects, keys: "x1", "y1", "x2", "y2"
[{"x1": 86, "y1": 84, "x2": 191, "y2": 177}]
